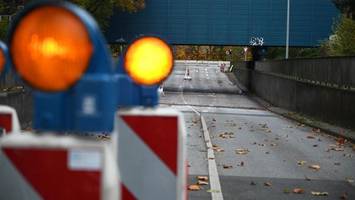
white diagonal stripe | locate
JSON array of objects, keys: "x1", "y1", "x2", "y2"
[
  {"x1": 117, "y1": 117, "x2": 177, "y2": 200},
  {"x1": 0, "y1": 149, "x2": 42, "y2": 200}
]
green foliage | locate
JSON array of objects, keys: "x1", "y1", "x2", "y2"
[
  {"x1": 0, "y1": 18, "x2": 9, "y2": 40},
  {"x1": 173, "y1": 45, "x2": 244, "y2": 61},
  {"x1": 72, "y1": 0, "x2": 145, "y2": 30},
  {"x1": 325, "y1": 16, "x2": 355, "y2": 56},
  {"x1": 332, "y1": 0, "x2": 355, "y2": 19},
  {"x1": 71, "y1": 0, "x2": 114, "y2": 29}
]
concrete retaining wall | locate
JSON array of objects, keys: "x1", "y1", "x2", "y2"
[{"x1": 233, "y1": 57, "x2": 355, "y2": 130}]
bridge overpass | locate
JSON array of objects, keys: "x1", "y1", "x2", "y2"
[{"x1": 106, "y1": 0, "x2": 338, "y2": 46}]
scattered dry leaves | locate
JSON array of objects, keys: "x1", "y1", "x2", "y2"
[{"x1": 293, "y1": 188, "x2": 305, "y2": 194}]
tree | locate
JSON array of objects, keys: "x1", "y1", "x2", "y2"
[
  {"x1": 332, "y1": 0, "x2": 355, "y2": 19},
  {"x1": 326, "y1": 16, "x2": 355, "y2": 56},
  {"x1": 69, "y1": 0, "x2": 145, "y2": 29}
]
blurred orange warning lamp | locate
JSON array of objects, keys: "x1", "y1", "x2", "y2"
[
  {"x1": 0, "y1": 48, "x2": 5, "y2": 74},
  {"x1": 10, "y1": 6, "x2": 93, "y2": 92},
  {"x1": 124, "y1": 36, "x2": 174, "y2": 86}
]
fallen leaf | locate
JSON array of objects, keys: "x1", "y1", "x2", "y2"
[
  {"x1": 212, "y1": 147, "x2": 225, "y2": 152},
  {"x1": 235, "y1": 148, "x2": 249, "y2": 155},
  {"x1": 264, "y1": 182, "x2": 272, "y2": 187},
  {"x1": 283, "y1": 188, "x2": 290, "y2": 194},
  {"x1": 293, "y1": 188, "x2": 304, "y2": 194},
  {"x1": 270, "y1": 143, "x2": 277, "y2": 147},
  {"x1": 197, "y1": 176, "x2": 208, "y2": 181},
  {"x1": 313, "y1": 144, "x2": 318, "y2": 147},
  {"x1": 346, "y1": 178, "x2": 354, "y2": 184},
  {"x1": 343, "y1": 153, "x2": 352, "y2": 158},
  {"x1": 297, "y1": 123, "x2": 305, "y2": 127},
  {"x1": 188, "y1": 184, "x2": 201, "y2": 191},
  {"x1": 309, "y1": 164, "x2": 321, "y2": 170},
  {"x1": 260, "y1": 124, "x2": 268, "y2": 128},
  {"x1": 340, "y1": 192, "x2": 348, "y2": 199},
  {"x1": 197, "y1": 180, "x2": 209, "y2": 185},
  {"x1": 206, "y1": 189, "x2": 220, "y2": 193},
  {"x1": 329, "y1": 145, "x2": 345, "y2": 151},
  {"x1": 337, "y1": 136, "x2": 345, "y2": 145},
  {"x1": 307, "y1": 135, "x2": 316, "y2": 139},
  {"x1": 311, "y1": 191, "x2": 328, "y2": 196},
  {"x1": 223, "y1": 165, "x2": 233, "y2": 169},
  {"x1": 212, "y1": 118, "x2": 216, "y2": 122},
  {"x1": 297, "y1": 160, "x2": 307, "y2": 166},
  {"x1": 219, "y1": 132, "x2": 234, "y2": 139},
  {"x1": 312, "y1": 128, "x2": 321, "y2": 133}
]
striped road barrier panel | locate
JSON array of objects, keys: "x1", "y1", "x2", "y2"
[
  {"x1": 0, "y1": 105, "x2": 21, "y2": 136},
  {"x1": 0, "y1": 133, "x2": 119, "y2": 200},
  {"x1": 115, "y1": 108, "x2": 187, "y2": 200}
]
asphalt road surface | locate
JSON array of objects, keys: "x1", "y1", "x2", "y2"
[{"x1": 160, "y1": 62, "x2": 355, "y2": 200}]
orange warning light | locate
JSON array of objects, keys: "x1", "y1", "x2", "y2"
[
  {"x1": 124, "y1": 36, "x2": 174, "y2": 86},
  {"x1": 0, "y1": 48, "x2": 5, "y2": 74},
  {"x1": 10, "y1": 6, "x2": 93, "y2": 91}
]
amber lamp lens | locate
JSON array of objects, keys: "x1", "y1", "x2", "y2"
[
  {"x1": 11, "y1": 6, "x2": 93, "y2": 91},
  {"x1": 124, "y1": 37, "x2": 173, "y2": 86},
  {"x1": 0, "y1": 49, "x2": 5, "y2": 74}
]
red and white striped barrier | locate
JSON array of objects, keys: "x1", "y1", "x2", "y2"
[
  {"x1": 115, "y1": 108, "x2": 187, "y2": 200},
  {"x1": 0, "y1": 133, "x2": 119, "y2": 200},
  {"x1": 0, "y1": 105, "x2": 21, "y2": 136}
]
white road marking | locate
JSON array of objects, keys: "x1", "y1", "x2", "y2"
[
  {"x1": 179, "y1": 78, "x2": 224, "y2": 200},
  {"x1": 201, "y1": 115, "x2": 224, "y2": 200}
]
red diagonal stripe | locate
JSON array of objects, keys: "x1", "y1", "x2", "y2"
[
  {"x1": 122, "y1": 115, "x2": 178, "y2": 175},
  {"x1": 3, "y1": 148, "x2": 101, "y2": 200},
  {"x1": 121, "y1": 183, "x2": 137, "y2": 200}
]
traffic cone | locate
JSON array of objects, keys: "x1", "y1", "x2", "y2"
[{"x1": 184, "y1": 67, "x2": 191, "y2": 80}]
